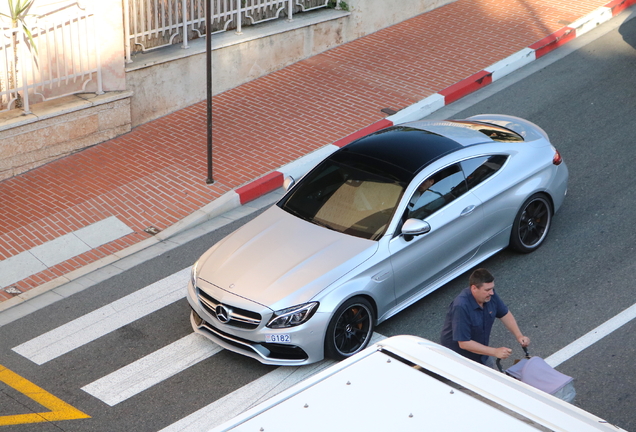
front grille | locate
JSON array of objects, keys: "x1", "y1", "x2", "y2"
[
  {"x1": 261, "y1": 343, "x2": 309, "y2": 360},
  {"x1": 192, "y1": 309, "x2": 308, "y2": 361},
  {"x1": 197, "y1": 288, "x2": 261, "y2": 329}
]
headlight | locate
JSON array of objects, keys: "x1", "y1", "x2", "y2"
[
  {"x1": 267, "y1": 302, "x2": 319, "y2": 329},
  {"x1": 190, "y1": 260, "x2": 199, "y2": 288}
]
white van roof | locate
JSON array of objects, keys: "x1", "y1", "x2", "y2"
[{"x1": 214, "y1": 336, "x2": 624, "y2": 432}]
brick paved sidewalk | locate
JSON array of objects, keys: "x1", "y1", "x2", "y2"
[{"x1": 0, "y1": 0, "x2": 623, "y2": 305}]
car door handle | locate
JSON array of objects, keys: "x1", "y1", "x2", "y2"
[
  {"x1": 372, "y1": 271, "x2": 391, "y2": 282},
  {"x1": 460, "y1": 205, "x2": 476, "y2": 216}
]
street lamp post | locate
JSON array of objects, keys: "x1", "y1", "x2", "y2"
[{"x1": 205, "y1": 0, "x2": 214, "y2": 184}]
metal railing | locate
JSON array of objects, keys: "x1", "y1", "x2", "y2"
[
  {"x1": 124, "y1": 0, "x2": 341, "y2": 63},
  {"x1": 0, "y1": 3, "x2": 102, "y2": 115}
]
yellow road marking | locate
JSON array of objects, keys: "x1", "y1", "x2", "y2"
[{"x1": 0, "y1": 364, "x2": 90, "y2": 426}]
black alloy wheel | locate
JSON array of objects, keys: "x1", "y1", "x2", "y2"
[
  {"x1": 325, "y1": 297, "x2": 374, "y2": 360},
  {"x1": 510, "y1": 193, "x2": 553, "y2": 253}
]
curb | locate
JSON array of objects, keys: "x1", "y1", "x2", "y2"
[
  {"x1": 2, "y1": 0, "x2": 634, "y2": 312},
  {"x1": 234, "y1": 0, "x2": 636, "y2": 205},
  {"x1": 386, "y1": 0, "x2": 636, "y2": 124}
]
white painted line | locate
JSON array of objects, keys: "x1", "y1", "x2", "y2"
[
  {"x1": 159, "y1": 333, "x2": 386, "y2": 432},
  {"x1": 12, "y1": 267, "x2": 190, "y2": 364},
  {"x1": 82, "y1": 333, "x2": 222, "y2": 406},
  {"x1": 159, "y1": 362, "x2": 335, "y2": 432},
  {"x1": 545, "y1": 303, "x2": 636, "y2": 368}
]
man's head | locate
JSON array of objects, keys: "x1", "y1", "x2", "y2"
[
  {"x1": 469, "y1": 268, "x2": 495, "y2": 306},
  {"x1": 417, "y1": 177, "x2": 435, "y2": 192}
]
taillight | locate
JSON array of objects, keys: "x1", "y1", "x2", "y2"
[{"x1": 553, "y1": 149, "x2": 563, "y2": 165}]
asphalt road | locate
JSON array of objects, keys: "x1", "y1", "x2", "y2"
[{"x1": 1, "y1": 10, "x2": 635, "y2": 432}]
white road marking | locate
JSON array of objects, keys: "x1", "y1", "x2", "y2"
[
  {"x1": 158, "y1": 333, "x2": 386, "y2": 432},
  {"x1": 17, "y1": 253, "x2": 636, "y2": 428},
  {"x1": 82, "y1": 333, "x2": 222, "y2": 406},
  {"x1": 545, "y1": 303, "x2": 636, "y2": 368},
  {"x1": 12, "y1": 267, "x2": 190, "y2": 365},
  {"x1": 158, "y1": 362, "x2": 335, "y2": 432}
]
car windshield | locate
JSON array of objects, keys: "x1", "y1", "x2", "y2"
[{"x1": 278, "y1": 155, "x2": 406, "y2": 241}]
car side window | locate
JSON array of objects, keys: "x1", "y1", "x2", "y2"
[
  {"x1": 407, "y1": 164, "x2": 467, "y2": 220},
  {"x1": 461, "y1": 155, "x2": 508, "y2": 190}
]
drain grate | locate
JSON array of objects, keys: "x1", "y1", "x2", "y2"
[{"x1": 380, "y1": 107, "x2": 398, "y2": 115}]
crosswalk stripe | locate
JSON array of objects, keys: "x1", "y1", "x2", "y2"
[
  {"x1": 158, "y1": 333, "x2": 386, "y2": 431},
  {"x1": 12, "y1": 267, "x2": 190, "y2": 365},
  {"x1": 158, "y1": 361, "x2": 336, "y2": 432},
  {"x1": 11, "y1": 257, "x2": 388, "y2": 428},
  {"x1": 81, "y1": 333, "x2": 222, "y2": 406},
  {"x1": 545, "y1": 302, "x2": 636, "y2": 367}
]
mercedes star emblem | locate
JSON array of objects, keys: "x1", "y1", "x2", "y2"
[{"x1": 215, "y1": 304, "x2": 231, "y2": 323}]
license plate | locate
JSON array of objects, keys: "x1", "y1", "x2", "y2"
[{"x1": 266, "y1": 334, "x2": 291, "y2": 343}]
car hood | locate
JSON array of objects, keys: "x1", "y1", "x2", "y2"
[{"x1": 197, "y1": 205, "x2": 378, "y2": 309}]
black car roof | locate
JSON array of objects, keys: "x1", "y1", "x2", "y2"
[{"x1": 337, "y1": 126, "x2": 464, "y2": 180}]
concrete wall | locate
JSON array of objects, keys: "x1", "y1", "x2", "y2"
[
  {"x1": 346, "y1": 0, "x2": 454, "y2": 37},
  {"x1": 0, "y1": 92, "x2": 132, "y2": 180},
  {"x1": 127, "y1": 0, "x2": 455, "y2": 127}
]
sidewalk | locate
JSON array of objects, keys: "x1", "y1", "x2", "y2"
[{"x1": 0, "y1": 0, "x2": 633, "y2": 310}]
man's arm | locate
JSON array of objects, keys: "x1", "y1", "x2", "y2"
[
  {"x1": 458, "y1": 340, "x2": 513, "y2": 359},
  {"x1": 457, "y1": 311, "x2": 529, "y2": 359},
  {"x1": 500, "y1": 311, "x2": 530, "y2": 347}
]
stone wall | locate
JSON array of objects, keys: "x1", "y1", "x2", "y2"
[{"x1": 0, "y1": 92, "x2": 132, "y2": 180}]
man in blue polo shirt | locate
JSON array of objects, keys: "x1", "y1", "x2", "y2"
[{"x1": 440, "y1": 268, "x2": 530, "y2": 367}]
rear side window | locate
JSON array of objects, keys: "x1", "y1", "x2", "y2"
[{"x1": 461, "y1": 155, "x2": 508, "y2": 190}]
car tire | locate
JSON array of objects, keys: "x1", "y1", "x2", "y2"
[
  {"x1": 324, "y1": 297, "x2": 375, "y2": 360},
  {"x1": 509, "y1": 193, "x2": 553, "y2": 253}
]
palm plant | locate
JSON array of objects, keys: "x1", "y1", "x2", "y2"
[{"x1": 1, "y1": 0, "x2": 37, "y2": 109}]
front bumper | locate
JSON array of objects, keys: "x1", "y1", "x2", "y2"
[{"x1": 187, "y1": 280, "x2": 329, "y2": 366}]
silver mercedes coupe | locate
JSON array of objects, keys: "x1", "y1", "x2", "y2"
[{"x1": 186, "y1": 114, "x2": 569, "y2": 365}]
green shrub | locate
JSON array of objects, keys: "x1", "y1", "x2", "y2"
[{"x1": 327, "y1": 0, "x2": 350, "y2": 12}]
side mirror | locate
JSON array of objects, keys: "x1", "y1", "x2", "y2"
[
  {"x1": 401, "y1": 218, "x2": 431, "y2": 238},
  {"x1": 283, "y1": 176, "x2": 295, "y2": 191}
]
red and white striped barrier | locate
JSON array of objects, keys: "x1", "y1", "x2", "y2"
[{"x1": 232, "y1": 0, "x2": 635, "y2": 206}]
